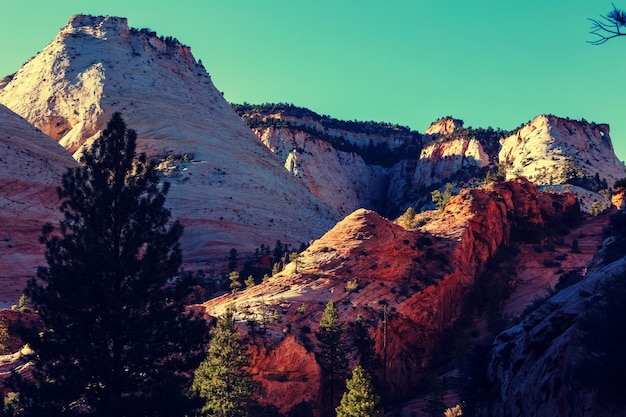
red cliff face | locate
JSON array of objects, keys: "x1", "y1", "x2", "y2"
[{"x1": 203, "y1": 179, "x2": 579, "y2": 411}]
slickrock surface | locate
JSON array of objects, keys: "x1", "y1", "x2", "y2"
[{"x1": 0, "y1": 104, "x2": 76, "y2": 306}]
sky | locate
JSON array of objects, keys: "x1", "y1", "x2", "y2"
[{"x1": 2, "y1": 1, "x2": 626, "y2": 162}]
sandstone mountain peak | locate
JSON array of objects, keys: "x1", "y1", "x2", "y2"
[
  {"x1": 424, "y1": 117, "x2": 464, "y2": 136},
  {"x1": 64, "y1": 14, "x2": 130, "y2": 39},
  {"x1": 0, "y1": 14, "x2": 339, "y2": 275},
  {"x1": 500, "y1": 114, "x2": 624, "y2": 211}
]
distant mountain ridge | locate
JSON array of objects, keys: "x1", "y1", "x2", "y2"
[{"x1": 236, "y1": 103, "x2": 624, "y2": 215}]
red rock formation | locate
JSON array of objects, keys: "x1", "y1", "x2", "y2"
[{"x1": 203, "y1": 179, "x2": 579, "y2": 411}]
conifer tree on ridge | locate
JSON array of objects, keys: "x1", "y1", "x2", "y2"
[{"x1": 15, "y1": 112, "x2": 208, "y2": 417}]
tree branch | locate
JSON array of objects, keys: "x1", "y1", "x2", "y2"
[{"x1": 589, "y1": 4, "x2": 626, "y2": 45}]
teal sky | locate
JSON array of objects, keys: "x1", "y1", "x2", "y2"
[{"x1": 2, "y1": 1, "x2": 626, "y2": 162}]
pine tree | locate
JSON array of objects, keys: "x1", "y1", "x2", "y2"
[
  {"x1": 316, "y1": 300, "x2": 349, "y2": 413},
  {"x1": 15, "y1": 113, "x2": 208, "y2": 417},
  {"x1": 351, "y1": 315, "x2": 378, "y2": 375},
  {"x1": 192, "y1": 309, "x2": 255, "y2": 417},
  {"x1": 229, "y1": 271, "x2": 242, "y2": 294},
  {"x1": 244, "y1": 275, "x2": 255, "y2": 289},
  {"x1": 288, "y1": 252, "x2": 300, "y2": 273},
  {"x1": 228, "y1": 248, "x2": 238, "y2": 272},
  {"x1": 336, "y1": 366, "x2": 380, "y2": 417},
  {"x1": 402, "y1": 207, "x2": 416, "y2": 228}
]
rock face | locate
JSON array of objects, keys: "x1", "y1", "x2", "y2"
[
  {"x1": 254, "y1": 126, "x2": 388, "y2": 217},
  {"x1": 389, "y1": 136, "x2": 489, "y2": 198},
  {"x1": 500, "y1": 115, "x2": 624, "y2": 211},
  {"x1": 487, "y1": 240, "x2": 626, "y2": 417},
  {"x1": 241, "y1": 110, "x2": 622, "y2": 218},
  {"x1": 423, "y1": 117, "x2": 464, "y2": 136},
  {"x1": 0, "y1": 15, "x2": 340, "y2": 269},
  {"x1": 0, "y1": 104, "x2": 77, "y2": 306},
  {"x1": 202, "y1": 179, "x2": 579, "y2": 413}
]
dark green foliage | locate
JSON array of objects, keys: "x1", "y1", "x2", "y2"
[
  {"x1": 554, "y1": 268, "x2": 584, "y2": 292},
  {"x1": 16, "y1": 113, "x2": 208, "y2": 417},
  {"x1": 350, "y1": 315, "x2": 379, "y2": 375},
  {"x1": 231, "y1": 102, "x2": 414, "y2": 138},
  {"x1": 286, "y1": 400, "x2": 314, "y2": 417},
  {"x1": 614, "y1": 177, "x2": 626, "y2": 191},
  {"x1": 336, "y1": 366, "x2": 380, "y2": 417},
  {"x1": 272, "y1": 240, "x2": 284, "y2": 263},
  {"x1": 601, "y1": 211, "x2": 626, "y2": 265},
  {"x1": 228, "y1": 248, "x2": 238, "y2": 272},
  {"x1": 459, "y1": 340, "x2": 495, "y2": 417},
  {"x1": 576, "y1": 272, "x2": 626, "y2": 404},
  {"x1": 316, "y1": 300, "x2": 349, "y2": 413},
  {"x1": 192, "y1": 309, "x2": 255, "y2": 417},
  {"x1": 229, "y1": 271, "x2": 242, "y2": 294},
  {"x1": 402, "y1": 207, "x2": 416, "y2": 228},
  {"x1": 431, "y1": 183, "x2": 455, "y2": 211},
  {"x1": 562, "y1": 169, "x2": 608, "y2": 193},
  {"x1": 0, "y1": 320, "x2": 8, "y2": 355}
]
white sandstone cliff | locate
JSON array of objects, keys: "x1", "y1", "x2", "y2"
[{"x1": 0, "y1": 15, "x2": 340, "y2": 269}]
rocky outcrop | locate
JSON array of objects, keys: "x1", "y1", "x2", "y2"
[
  {"x1": 400, "y1": 136, "x2": 488, "y2": 188},
  {"x1": 202, "y1": 179, "x2": 579, "y2": 411},
  {"x1": 499, "y1": 115, "x2": 624, "y2": 212},
  {"x1": 0, "y1": 104, "x2": 77, "y2": 306},
  {"x1": 487, "y1": 244, "x2": 626, "y2": 417},
  {"x1": 423, "y1": 117, "x2": 464, "y2": 136},
  {"x1": 0, "y1": 15, "x2": 340, "y2": 271}
]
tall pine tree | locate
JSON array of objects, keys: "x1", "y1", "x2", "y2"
[
  {"x1": 192, "y1": 308, "x2": 255, "y2": 417},
  {"x1": 316, "y1": 300, "x2": 348, "y2": 413},
  {"x1": 16, "y1": 113, "x2": 208, "y2": 417},
  {"x1": 336, "y1": 366, "x2": 380, "y2": 417}
]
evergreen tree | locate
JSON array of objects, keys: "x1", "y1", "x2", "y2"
[
  {"x1": 272, "y1": 240, "x2": 284, "y2": 260},
  {"x1": 244, "y1": 275, "x2": 255, "y2": 289},
  {"x1": 288, "y1": 252, "x2": 300, "y2": 273},
  {"x1": 402, "y1": 207, "x2": 416, "y2": 228},
  {"x1": 336, "y1": 366, "x2": 380, "y2": 417},
  {"x1": 228, "y1": 248, "x2": 238, "y2": 272},
  {"x1": 192, "y1": 309, "x2": 255, "y2": 417},
  {"x1": 229, "y1": 271, "x2": 242, "y2": 294},
  {"x1": 15, "y1": 113, "x2": 208, "y2": 417},
  {"x1": 351, "y1": 315, "x2": 378, "y2": 375},
  {"x1": 316, "y1": 300, "x2": 349, "y2": 413}
]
